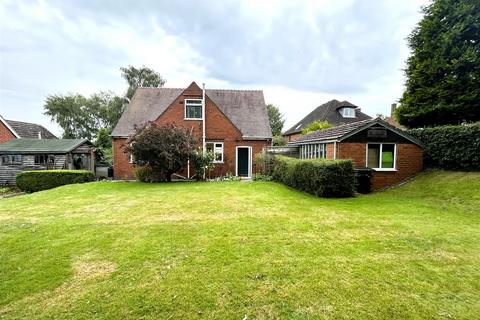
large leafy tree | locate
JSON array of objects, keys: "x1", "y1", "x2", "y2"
[
  {"x1": 266, "y1": 104, "x2": 285, "y2": 136},
  {"x1": 124, "y1": 122, "x2": 198, "y2": 182},
  {"x1": 301, "y1": 120, "x2": 332, "y2": 135},
  {"x1": 120, "y1": 65, "x2": 166, "y2": 100},
  {"x1": 396, "y1": 0, "x2": 480, "y2": 127}
]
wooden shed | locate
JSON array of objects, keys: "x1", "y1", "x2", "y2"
[{"x1": 0, "y1": 139, "x2": 94, "y2": 185}]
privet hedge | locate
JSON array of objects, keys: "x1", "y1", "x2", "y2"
[
  {"x1": 272, "y1": 156, "x2": 355, "y2": 197},
  {"x1": 408, "y1": 123, "x2": 480, "y2": 170},
  {"x1": 16, "y1": 170, "x2": 95, "y2": 192}
]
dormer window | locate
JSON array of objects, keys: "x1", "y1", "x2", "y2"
[
  {"x1": 185, "y1": 99, "x2": 203, "y2": 120},
  {"x1": 340, "y1": 107, "x2": 355, "y2": 118}
]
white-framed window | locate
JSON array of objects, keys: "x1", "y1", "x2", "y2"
[
  {"x1": 206, "y1": 142, "x2": 224, "y2": 163},
  {"x1": 366, "y1": 143, "x2": 396, "y2": 170},
  {"x1": 299, "y1": 143, "x2": 327, "y2": 159},
  {"x1": 341, "y1": 107, "x2": 355, "y2": 118},
  {"x1": 1, "y1": 154, "x2": 22, "y2": 164},
  {"x1": 184, "y1": 99, "x2": 203, "y2": 120}
]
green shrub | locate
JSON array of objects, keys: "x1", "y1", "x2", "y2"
[
  {"x1": 408, "y1": 123, "x2": 480, "y2": 170},
  {"x1": 272, "y1": 156, "x2": 355, "y2": 197},
  {"x1": 135, "y1": 165, "x2": 165, "y2": 182},
  {"x1": 16, "y1": 170, "x2": 95, "y2": 192},
  {"x1": 253, "y1": 174, "x2": 273, "y2": 181}
]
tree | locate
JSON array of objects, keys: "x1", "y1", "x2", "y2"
[
  {"x1": 124, "y1": 122, "x2": 197, "y2": 182},
  {"x1": 120, "y1": 65, "x2": 166, "y2": 100},
  {"x1": 301, "y1": 120, "x2": 332, "y2": 135},
  {"x1": 43, "y1": 91, "x2": 124, "y2": 140},
  {"x1": 266, "y1": 104, "x2": 285, "y2": 136},
  {"x1": 396, "y1": 0, "x2": 480, "y2": 128}
]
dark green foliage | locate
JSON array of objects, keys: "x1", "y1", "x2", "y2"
[
  {"x1": 135, "y1": 166, "x2": 164, "y2": 183},
  {"x1": 125, "y1": 122, "x2": 197, "y2": 182},
  {"x1": 397, "y1": 0, "x2": 480, "y2": 127},
  {"x1": 272, "y1": 135, "x2": 287, "y2": 146},
  {"x1": 408, "y1": 122, "x2": 480, "y2": 170},
  {"x1": 120, "y1": 65, "x2": 166, "y2": 100},
  {"x1": 16, "y1": 170, "x2": 95, "y2": 192},
  {"x1": 190, "y1": 151, "x2": 214, "y2": 181},
  {"x1": 253, "y1": 174, "x2": 273, "y2": 181},
  {"x1": 272, "y1": 156, "x2": 355, "y2": 197},
  {"x1": 266, "y1": 104, "x2": 285, "y2": 136}
]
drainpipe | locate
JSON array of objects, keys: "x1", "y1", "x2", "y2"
[{"x1": 333, "y1": 141, "x2": 337, "y2": 159}]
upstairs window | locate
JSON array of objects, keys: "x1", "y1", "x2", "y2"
[
  {"x1": 185, "y1": 99, "x2": 203, "y2": 119},
  {"x1": 206, "y1": 142, "x2": 224, "y2": 163},
  {"x1": 341, "y1": 107, "x2": 355, "y2": 118},
  {"x1": 367, "y1": 143, "x2": 395, "y2": 170}
]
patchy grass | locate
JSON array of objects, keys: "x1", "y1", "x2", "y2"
[{"x1": 0, "y1": 170, "x2": 479, "y2": 319}]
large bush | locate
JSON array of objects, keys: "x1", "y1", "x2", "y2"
[
  {"x1": 272, "y1": 156, "x2": 355, "y2": 197},
  {"x1": 16, "y1": 170, "x2": 95, "y2": 192},
  {"x1": 408, "y1": 123, "x2": 480, "y2": 170}
]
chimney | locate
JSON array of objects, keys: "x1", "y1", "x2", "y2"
[
  {"x1": 38, "y1": 131, "x2": 42, "y2": 139},
  {"x1": 391, "y1": 103, "x2": 397, "y2": 116}
]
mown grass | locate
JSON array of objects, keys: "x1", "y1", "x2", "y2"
[{"x1": 0, "y1": 170, "x2": 479, "y2": 319}]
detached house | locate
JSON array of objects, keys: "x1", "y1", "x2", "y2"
[
  {"x1": 288, "y1": 118, "x2": 423, "y2": 190},
  {"x1": 111, "y1": 82, "x2": 272, "y2": 179},
  {"x1": 0, "y1": 115, "x2": 57, "y2": 143},
  {"x1": 283, "y1": 100, "x2": 371, "y2": 142}
]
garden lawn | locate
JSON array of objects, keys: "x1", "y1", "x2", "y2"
[{"x1": 0, "y1": 170, "x2": 479, "y2": 319}]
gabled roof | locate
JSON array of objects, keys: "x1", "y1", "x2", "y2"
[
  {"x1": 0, "y1": 139, "x2": 90, "y2": 154},
  {"x1": 1, "y1": 116, "x2": 57, "y2": 139},
  {"x1": 289, "y1": 118, "x2": 422, "y2": 146},
  {"x1": 111, "y1": 85, "x2": 272, "y2": 139},
  {"x1": 284, "y1": 99, "x2": 372, "y2": 135}
]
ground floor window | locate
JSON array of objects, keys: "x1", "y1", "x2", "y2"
[
  {"x1": 1, "y1": 154, "x2": 22, "y2": 164},
  {"x1": 367, "y1": 143, "x2": 395, "y2": 169},
  {"x1": 35, "y1": 154, "x2": 54, "y2": 165},
  {"x1": 206, "y1": 142, "x2": 224, "y2": 163},
  {"x1": 299, "y1": 143, "x2": 327, "y2": 159}
]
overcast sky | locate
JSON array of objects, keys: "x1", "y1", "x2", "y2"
[{"x1": 0, "y1": 0, "x2": 429, "y2": 135}]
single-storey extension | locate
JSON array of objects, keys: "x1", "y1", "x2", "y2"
[
  {"x1": 0, "y1": 139, "x2": 94, "y2": 185},
  {"x1": 288, "y1": 118, "x2": 423, "y2": 190}
]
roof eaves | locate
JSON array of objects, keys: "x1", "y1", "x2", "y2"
[
  {"x1": 65, "y1": 139, "x2": 91, "y2": 152},
  {"x1": 0, "y1": 115, "x2": 20, "y2": 138}
]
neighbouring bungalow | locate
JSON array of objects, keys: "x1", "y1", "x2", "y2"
[
  {"x1": 0, "y1": 139, "x2": 95, "y2": 185},
  {"x1": 0, "y1": 115, "x2": 57, "y2": 143},
  {"x1": 111, "y1": 82, "x2": 272, "y2": 179},
  {"x1": 283, "y1": 100, "x2": 372, "y2": 142},
  {"x1": 288, "y1": 118, "x2": 423, "y2": 190}
]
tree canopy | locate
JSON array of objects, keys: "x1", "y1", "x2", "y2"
[
  {"x1": 120, "y1": 65, "x2": 166, "y2": 100},
  {"x1": 301, "y1": 120, "x2": 332, "y2": 135},
  {"x1": 124, "y1": 122, "x2": 198, "y2": 182},
  {"x1": 396, "y1": 0, "x2": 480, "y2": 128},
  {"x1": 266, "y1": 104, "x2": 285, "y2": 136}
]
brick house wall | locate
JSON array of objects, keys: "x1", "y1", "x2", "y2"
[
  {"x1": 113, "y1": 84, "x2": 271, "y2": 179},
  {"x1": 0, "y1": 121, "x2": 16, "y2": 144},
  {"x1": 336, "y1": 142, "x2": 423, "y2": 190},
  {"x1": 285, "y1": 133, "x2": 301, "y2": 142}
]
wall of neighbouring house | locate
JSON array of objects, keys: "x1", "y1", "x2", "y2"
[
  {"x1": 113, "y1": 84, "x2": 270, "y2": 180},
  {"x1": 0, "y1": 121, "x2": 16, "y2": 144},
  {"x1": 285, "y1": 133, "x2": 301, "y2": 142},
  {"x1": 337, "y1": 142, "x2": 423, "y2": 190}
]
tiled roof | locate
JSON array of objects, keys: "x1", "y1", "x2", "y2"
[
  {"x1": 111, "y1": 86, "x2": 272, "y2": 139},
  {"x1": 291, "y1": 119, "x2": 373, "y2": 143},
  {"x1": 284, "y1": 99, "x2": 372, "y2": 135},
  {"x1": 0, "y1": 139, "x2": 90, "y2": 154},
  {"x1": 5, "y1": 119, "x2": 57, "y2": 139}
]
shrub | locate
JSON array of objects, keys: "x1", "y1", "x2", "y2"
[
  {"x1": 253, "y1": 174, "x2": 273, "y2": 181},
  {"x1": 272, "y1": 156, "x2": 355, "y2": 197},
  {"x1": 135, "y1": 165, "x2": 164, "y2": 182},
  {"x1": 16, "y1": 170, "x2": 95, "y2": 192},
  {"x1": 190, "y1": 150, "x2": 214, "y2": 181},
  {"x1": 408, "y1": 123, "x2": 480, "y2": 170}
]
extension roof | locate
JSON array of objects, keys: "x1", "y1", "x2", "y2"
[
  {"x1": 284, "y1": 99, "x2": 372, "y2": 135},
  {"x1": 289, "y1": 118, "x2": 422, "y2": 146},
  {"x1": 1, "y1": 117, "x2": 57, "y2": 139},
  {"x1": 111, "y1": 85, "x2": 272, "y2": 139},
  {"x1": 0, "y1": 139, "x2": 91, "y2": 154}
]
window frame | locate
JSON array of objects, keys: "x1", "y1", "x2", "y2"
[
  {"x1": 34, "y1": 154, "x2": 54, "y2": 165},
  {"x1": 1, "y1": 154, "x2": 23, "y2": 165},
  {"x1": 366, "y1": 143, "x2": 396, "y2": 171},
  {"x1": 300, "y1": 143, "x2": 327, "y2": 159},
  {"x1": 341, "y1": 107, "x2": 356, "y2": 118},
  {"x1": 184, "y1": 98, "x2": 203, "y2": 120},
  {"x1": 206, "y1": 142, "x2": 224, "y2": 163}
]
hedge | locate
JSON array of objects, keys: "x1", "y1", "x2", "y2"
[
  {"x1": 408, "y1": 123, "x2": 480, "y2": 170},
  {"x1": 272, "y1": 156, "x2": 355, "y2": 197},
  {"x1": 16, "y1": 170, "x2": 95, "y2": 192}
]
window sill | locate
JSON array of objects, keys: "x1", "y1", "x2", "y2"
[
  {"x1": 372, "y1": 168, "x2": 397, "y2": 172},
  {"x1": 184, "y1": 118, "x2": 203, "y2": 121},
  {"x1": 213, "y1": 161, "x2": 224, "y2": 164}
]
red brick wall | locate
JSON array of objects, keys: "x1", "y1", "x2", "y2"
[
  {"x1": 113, "y1": 83, "x2": 270, "y2": 179},
  {"x1": 337, "y1": 142, "x2": 423, "y2": 190},
  {"x1": 285, "y1": 133, "x2": 301, "y2": 142},
  {"x1": 0, "y1": 120, "x2": 16, "y2": 144}
]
